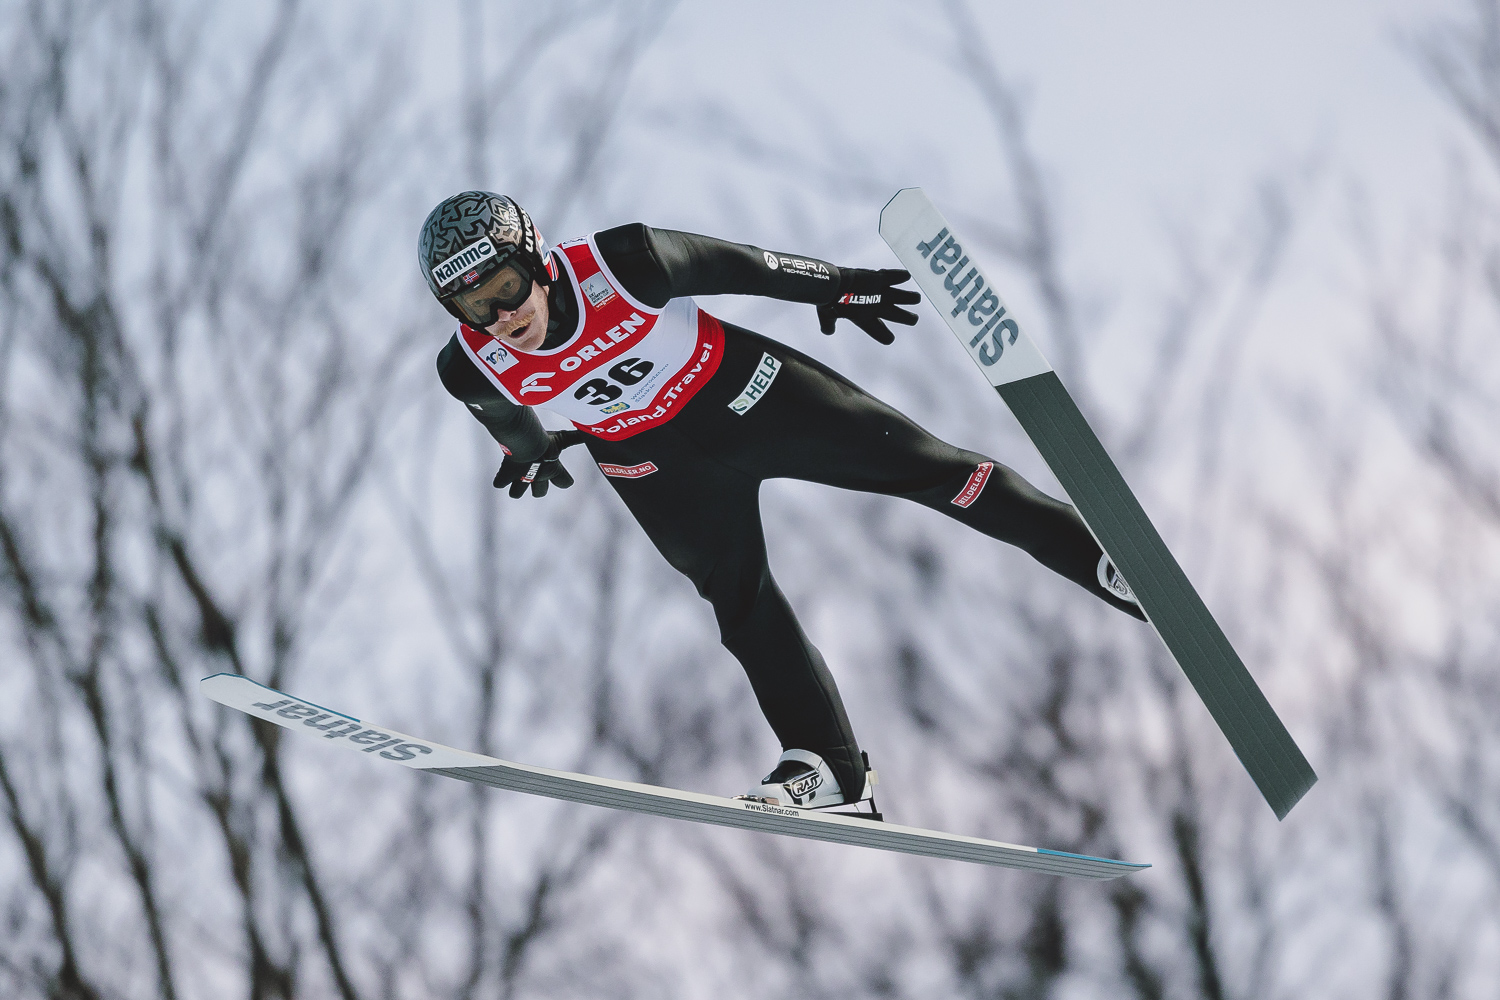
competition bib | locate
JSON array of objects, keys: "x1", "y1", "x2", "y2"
[{"x1": 458, "y1": 235, "x2": 724, "y2": 440}]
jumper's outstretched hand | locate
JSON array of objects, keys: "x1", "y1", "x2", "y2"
[
  {"x1": 816, "y1": 268, "x2": 920, "y2": 345},
  {"x1": 493, "y1": 430, "x2": 589, "y2": 498}
]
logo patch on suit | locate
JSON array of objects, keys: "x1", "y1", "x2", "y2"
[
  {"x1": 728, "y1": 353, "x2": 781, "y2": 415},
  {"x1": 951, "y1": 462, "x2": 993, "y2": 508},
  {"x1": 598, "y1": 461, "x2": 658, "y2": 479},
  {"x1": 480, "y1": 340, "x2": 518, "y2": 373},
  {"x1": 581, "y1": 272, "x2": 617, "y2": 309}
]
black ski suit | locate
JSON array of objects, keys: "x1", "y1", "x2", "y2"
[{"x1": 437, "y1": 224, "x2": 1142, "y2": 797}]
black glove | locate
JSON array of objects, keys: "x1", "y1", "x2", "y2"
[
  {"x1": 493, "y1": 429, "x2": 589, "y2": 498},
  {"x1": 816, "y1": 268, "x2": 920, "y2": 345}
]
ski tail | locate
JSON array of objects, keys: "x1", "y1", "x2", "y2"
[
  {"x1": 999, "y1": 372, "x2": 1316, "y2": 817},
  {"x1": 878, "y1": 187, "x2": 1316, "y2": 818}
]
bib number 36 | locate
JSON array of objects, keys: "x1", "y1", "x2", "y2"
[{"x1": 574, "y1": 358, "x2": 654, "y2": 405}]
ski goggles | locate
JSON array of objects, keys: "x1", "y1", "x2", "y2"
[{"x1": 446, "y1": 256, "x2": 536, "y2": 329}]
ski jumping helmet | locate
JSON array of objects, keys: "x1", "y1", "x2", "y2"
[{"x1": 418, "y1": 191, "x2": 552, "y2": 329}]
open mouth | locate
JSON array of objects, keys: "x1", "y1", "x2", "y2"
[{"x1": 495, "y1": 310, "x2": 533, "y2": 338}]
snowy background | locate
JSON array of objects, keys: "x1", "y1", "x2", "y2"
[{"x1": 2, "y1": 0, "x2": 1496, "y2": 996}]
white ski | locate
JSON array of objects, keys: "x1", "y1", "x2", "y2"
[{"x1": 201, "y1": 673, "x2": 1147, "y2": 879}]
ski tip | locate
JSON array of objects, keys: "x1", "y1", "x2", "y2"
[
  {"x1": 198, "y1": 673, "x2": 361, "y2": 724},
  {"x1": 1036, "y1": 847, "x2": 1150, "y2": 870},
  {"x1": 878, "y1": 187, "x2": 926, "y2": 227},
  {"x1": 876, "y1": 188, "x2": 918, "y2": 217}
]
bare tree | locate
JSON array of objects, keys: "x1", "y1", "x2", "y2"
[
  {"x1": 7, "y1": 2, "x2": 1497, "y2": 998},
  {"x1": 1269, "y1": 5, "x2": 1500, "y2": 999},
  {"x1": 0, "y1": 1, "x2": 704, "y2": 997},
  {"x1": 0, "y1": 0, "x2": 429, "y2": 994},
  {"x1": 641, "y1": 2, "x2": 1349, "y2": 998}
]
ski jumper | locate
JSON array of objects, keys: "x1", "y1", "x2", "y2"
[{"x1": 437, "y1": 224, "x2": 1143, "y2": 797}]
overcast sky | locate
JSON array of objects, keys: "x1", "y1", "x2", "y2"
[
  {"x1": 415, "y1": 0, "x2": 1451, "y2": 415},
  {"x1": 651, "y1": 1, "x2": 1449, "y2": 255},
  {"x1": 390, "y1": 0, "x2": 1457, "y2": 362}
]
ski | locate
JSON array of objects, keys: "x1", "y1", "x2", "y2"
[
  {"x1": 878, "y1": 188, "x2": 1316, "y2": 820},
  {"x1": 201, "y1": 673, "x2": 1147, "y2": 879}
]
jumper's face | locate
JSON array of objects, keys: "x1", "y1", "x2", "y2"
[{"x1": 485, "y1": 280, "x2": 549, "y2": 353}]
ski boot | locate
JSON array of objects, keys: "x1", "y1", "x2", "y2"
[{"x1": 736, "y1": 749, "x2": 881, "y2": 821}]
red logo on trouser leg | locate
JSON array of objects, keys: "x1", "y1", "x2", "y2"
[
  {"x1": 951, "y1": 462, "x2": 994, "y2": 508},
  {"x1": 598, "y1": 461, "x2": 658, "y2": 479}
]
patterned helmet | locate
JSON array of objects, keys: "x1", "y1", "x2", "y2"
[{"x1": 418, "y1": 191, "x2": 551, "y2": 327}]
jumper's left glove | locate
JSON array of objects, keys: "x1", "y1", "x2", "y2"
[
  {"x1": 493, "y1": 429, "x2": 589, "y2": 498},
  {"x1": 816, "y1": 268, "x2": 920, "y2": 345}
]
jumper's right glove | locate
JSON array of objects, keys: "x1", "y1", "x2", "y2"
[
  {"x1": 816, "y1": 268, "x2": 921, "y2": 345},
  {"x1": 493, "y1": 429, "x2": 589, "y2": 498}
]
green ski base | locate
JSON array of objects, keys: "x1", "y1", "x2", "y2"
[{"x1": 999, "y1": 372, "x2": 1317, "y2": 819}]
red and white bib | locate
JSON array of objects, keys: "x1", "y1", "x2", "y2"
[{"x1": 457, "y1": 234, "x2": 724, "y2": 441}]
